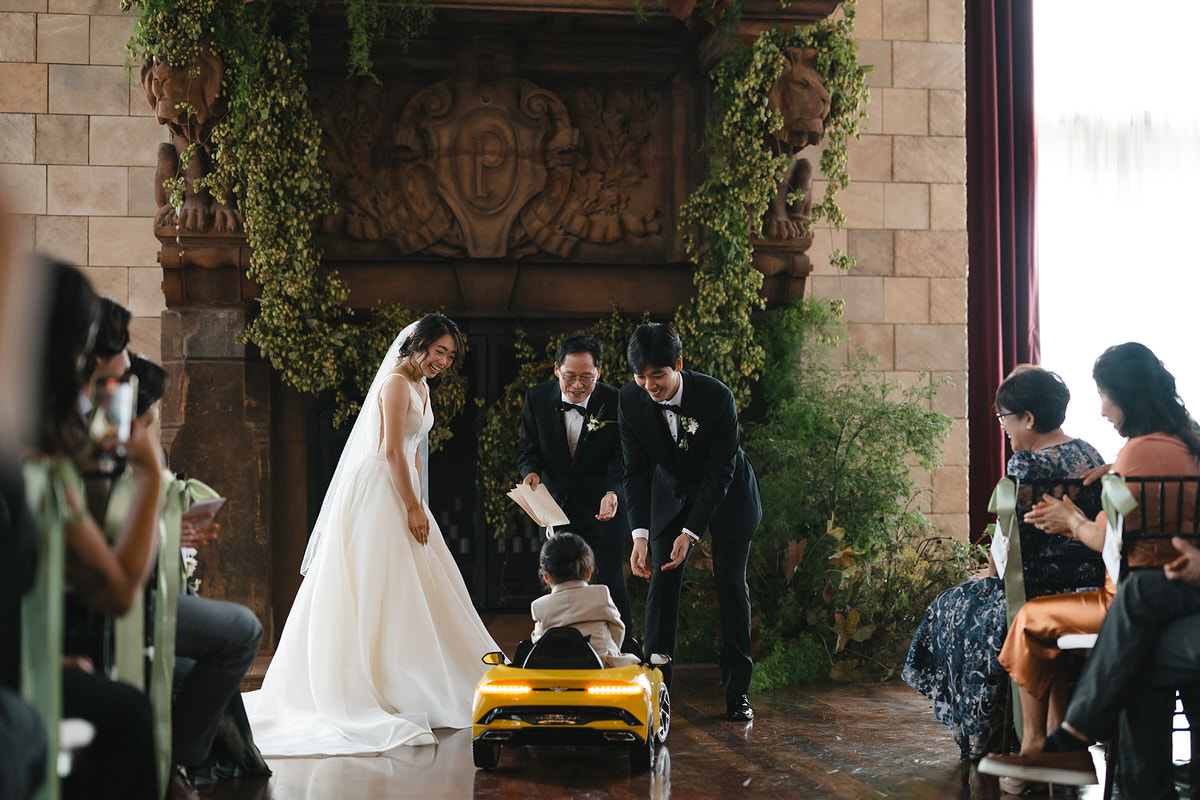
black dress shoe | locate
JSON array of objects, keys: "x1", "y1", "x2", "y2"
[{"x1": 726, "y1": 693, "x2": 753, "y2": 721}]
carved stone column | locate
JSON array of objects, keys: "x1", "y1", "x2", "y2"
[{"x1": 160, "y1": 308, "x2": 278, "y2": 641}]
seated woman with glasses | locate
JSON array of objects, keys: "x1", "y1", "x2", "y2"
[
  {"x1": 903, "y1": 366, "x2": 1105, "y2": 760},
  {"x1": 980, "y1": 343, "x2": 1200, "y2": 773}
]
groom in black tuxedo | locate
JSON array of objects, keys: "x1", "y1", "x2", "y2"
[
  {"x1": 517, "y1": 333, "x2": 632, "y2": 636},
  {"x1": 618, "y1": 323, "x2": 761, "y2": 721}
]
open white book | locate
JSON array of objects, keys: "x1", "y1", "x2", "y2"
[{"x1": 507, "y1": 483, "x2": 570, "y2": 534}]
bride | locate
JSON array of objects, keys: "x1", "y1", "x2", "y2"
[{"x1": 245, "y1": 314, "x2": 499, "y2": 755}]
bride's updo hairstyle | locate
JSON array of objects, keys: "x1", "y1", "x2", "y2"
[
  {"x1": 398, "y1": 313, "x2": 465, "y2": 375},
  {"x1": 1093, "y1": 342, "x2": 1200, "y2": 457},
  {"x1": 539, "y1": 532, "x2": 594, "y2": 586}
]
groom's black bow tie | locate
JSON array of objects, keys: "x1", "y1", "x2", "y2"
[
  {"x1": 657, "y1": 402, "x2": 678, "y2": 413},
  {"x1": 558, "y1": 402, "x2": 587, "y2": 416}
]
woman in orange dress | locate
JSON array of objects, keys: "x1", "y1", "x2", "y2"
[{"x1": 995, "y1": 342, "x2": 1200, "y2": 756}]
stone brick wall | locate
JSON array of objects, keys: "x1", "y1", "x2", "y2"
[
  {"x1": 0, "y1": 1, "x2": 164, "y2": 362},
  {"x1": 807, "y1": 0, "x2": 969, "y2": 540}
]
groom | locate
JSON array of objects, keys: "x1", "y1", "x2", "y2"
[
  {"x1": 517, "y1": 333, "x2": 632, "y2": 637},
  {"x1": 618, "y1": 323, "x2": 760, "y2": 721}
]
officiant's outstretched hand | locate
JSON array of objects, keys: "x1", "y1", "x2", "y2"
[
  {"x1": 517, "y1": 333, "x2": 633, "y2": 642},
  {"x1": 618, "y1": 323, "x2": 761, "y2": 722}
]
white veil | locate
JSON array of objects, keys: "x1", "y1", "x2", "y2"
[{"x1": 300, "y1": 320, "x2": 424, "y2": 575}]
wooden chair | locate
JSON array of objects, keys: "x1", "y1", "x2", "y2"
[
  {"x1": 1075, "y1": 475, "x2": 1200, "y2": 800},
  {"x1": 992, "y1": 476, "x2": 1105, "y2": 750}
]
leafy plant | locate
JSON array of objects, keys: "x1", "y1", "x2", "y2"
[{"x1": 738, "y1": 300, "x2": 974, "y2": 684}]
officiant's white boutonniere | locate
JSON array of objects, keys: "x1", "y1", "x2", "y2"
[
  {"x1": 678, "y1": 416, "x2": 699, "y2": 450},
  {"x1": 586, "y1": 404, "x2": 614, "y2": 433}
]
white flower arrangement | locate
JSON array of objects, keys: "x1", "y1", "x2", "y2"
[{"x1": 183, "y1": 546, "x2": 201, "y2": 593}]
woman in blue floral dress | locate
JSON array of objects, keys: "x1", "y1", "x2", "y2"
[{"x1": 902, "y1": 366, "x2": 1106, "y2": 759}]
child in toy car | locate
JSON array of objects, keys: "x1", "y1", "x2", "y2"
[{"x1": 472, "y1": 533, "x2": 669, "y2": 770}]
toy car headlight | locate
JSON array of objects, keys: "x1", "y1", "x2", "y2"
[
  {"x1": 478, "y1": 682, "x2": 533, "y2": 696},
  {"x1": 585, "y1": 683, "x2": 644, "y2": 696}
]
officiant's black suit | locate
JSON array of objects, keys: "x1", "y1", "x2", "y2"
[
  {"x1": 517, "y1": 379, "x2": 632, "y2": 632},
  {"x1": 618, "y1": 370, "x2": 761, "y2": 693}
]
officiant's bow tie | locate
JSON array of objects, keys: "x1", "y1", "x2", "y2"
[{"x1": 558, "y1": 402, "x2": 587, "y2": 416}]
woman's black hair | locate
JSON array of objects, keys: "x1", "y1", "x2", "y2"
[
  {"x1": 127, "y1": 354, "x2": 167, "y2": 417},
  {"x1": 92, "y1": 297, "x2": 131, "y2": 359},
  {"x1": 1093, "y1": 342, "x2": 1200, "y2": 457},
  {"x1": 993, "y1": 365, "x2": 1071, "y2": 433},
  {"x1": 626, "y1": 323, "x2": 682, "y2": 374},
  {"x1": 538, "y1": 531, "x2": 594, "y2": 585},
  {"x1": 39, "y1": 259, "x2": 100, "y2": 460},
  {"x1": 397, "y1": 314, "x2": 465, "y2": 375}
]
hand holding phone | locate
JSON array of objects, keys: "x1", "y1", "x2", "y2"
[{"x1": 88, "y1": 375, "x2": 138, "y2": 454}]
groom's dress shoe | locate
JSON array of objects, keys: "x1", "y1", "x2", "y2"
[{"x1": 726, "y1": 694, "x2": 754, "y2": 721}]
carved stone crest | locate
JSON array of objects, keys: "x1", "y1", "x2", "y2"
[{"x1": 315, "y1": 49, "x2": 661, "y2": 259}]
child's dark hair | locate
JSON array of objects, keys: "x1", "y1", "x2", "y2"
[{"x1": 538, "y1": 532, "x2": 594, "y2": 584}]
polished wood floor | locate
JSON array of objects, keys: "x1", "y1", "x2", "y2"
[{"x1": 207, "y1": 661, "x2": 1112, "y2": 800}]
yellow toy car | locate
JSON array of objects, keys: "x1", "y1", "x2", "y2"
[{"x1": 471, "y1": 627, "x2": 670, "y2": 771}]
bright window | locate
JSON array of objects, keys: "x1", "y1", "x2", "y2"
[{"x1": 1035, "y1": 1, "x2": 1200, "y2": 461}]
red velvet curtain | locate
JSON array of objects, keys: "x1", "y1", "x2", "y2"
[{"x1": 966, "y1": 0, "x2": 1039, "y2": 541}]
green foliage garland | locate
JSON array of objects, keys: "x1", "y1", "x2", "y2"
[
  {"x1": 123, "y1": 0, "x2": 463, "y2": 437},
  {"x1": 676, "y1": 6, "x2": 870, "y2": 407}
]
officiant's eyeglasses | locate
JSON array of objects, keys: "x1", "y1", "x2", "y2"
[{"x1": 560, "y1": 373, "x2": 597, "y2": 386}]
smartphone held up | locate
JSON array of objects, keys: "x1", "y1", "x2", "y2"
[{"x1": 88, "y1": 374, "x2": 137, "y2": 469}]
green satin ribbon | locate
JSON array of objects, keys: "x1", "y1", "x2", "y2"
[
  {"x1": 103, "y1": 475, "x2": 144, "y2": 690},
  {"x1": 988, "y1": 476, "x2": 1025, "y2": 744},
  {"x1": 148, "y1": 473, "x2": 188, "y2": 800},
  {"x1": 148, "y1": 475, "x2": 220, "y2": 798},
  {"x1": 1100, "y1": 473, "x2": 1138, "y2": 585},
  {"x1": 22, "y1": 458, "x2": 78, "y2": 800},
  {"x1": 989, "y1": 477, "x2": 1023, "y2": 626}
]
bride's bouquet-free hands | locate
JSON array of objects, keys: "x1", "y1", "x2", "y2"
[{"x1": 407, "y1": 504, "x2": 430, "y2": 545}]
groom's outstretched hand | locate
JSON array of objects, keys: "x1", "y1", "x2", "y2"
[
  {"x1": 630, "y1": 539, "x2": 651, "y2": 579},
  {"x1": 662, "y1": 533, "x2": 691, "y2": 571}
]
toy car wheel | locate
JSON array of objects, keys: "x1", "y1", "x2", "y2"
[
  {"x1": 629, "y1": 734, "x2": 654, "y2": 772},
  {"x1": 473, "y1": 739, "x2": 500, "y2": 770},
  {"x1": 655, "y1": 683, "x2": 670, "y2": 745}
]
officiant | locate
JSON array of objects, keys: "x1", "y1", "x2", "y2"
[{"x1": 517, "y1": 334, "x2": 633, "y2": 641}]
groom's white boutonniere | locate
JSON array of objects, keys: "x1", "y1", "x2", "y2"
[{"x1": 678, "y1": 416, "x2": 699, "y2": 450}]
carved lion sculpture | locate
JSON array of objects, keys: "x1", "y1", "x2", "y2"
[
  {"x1": 142, "y1": 47, "x2": 242, "y2": 233},
  {"x1": 763, "y1": 47, "x2": 831, "y2": 241}
]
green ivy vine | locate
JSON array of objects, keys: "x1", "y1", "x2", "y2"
[
  {"x1": 677, "y1": 5, "x2": 870, "y2": 406},
  {"x1": 122, "y1": 0, "x2": 465, "y2": 437}
]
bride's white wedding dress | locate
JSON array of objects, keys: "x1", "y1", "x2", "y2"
[{"x1": 245, "y1": 370, "x2": 498, "y2": 756}]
